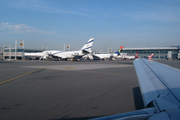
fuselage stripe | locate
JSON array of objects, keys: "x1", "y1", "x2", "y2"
[
  {"x1": 85, "y1": 40, "x2": 94, "y2": 44},
  {"x1": 81, "y1": 46, "x2": 92, "y2": 50}
]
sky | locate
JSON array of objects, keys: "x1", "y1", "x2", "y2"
[{"x1": 0, "y1": 0, "x2": 180, "y2": 52}]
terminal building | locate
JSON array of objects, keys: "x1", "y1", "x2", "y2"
[
  {"x1": 121, "y1": 46, "x2": 180, "y2": 60},
  {"x1": 2, "y1": 48, "x2": 43, "y2": 60},
  {"x1": 1, "y1": 46, "x2": 180, "y2": 60}
]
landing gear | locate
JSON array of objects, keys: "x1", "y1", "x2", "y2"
[
  {"x1": 58, "y1": 58, "x2": 61, "y2": 61},
  {"x1": 71, "y1": 58, "x2": 79, "y2": 62}
]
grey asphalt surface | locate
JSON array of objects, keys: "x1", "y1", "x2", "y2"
[{"x1": 0, "y1": 60, "x2": 180, "y2": 120}]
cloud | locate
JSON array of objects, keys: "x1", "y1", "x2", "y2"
[
  {"x1": 3, "y1": 0, "x2": 93, "y2": 17},
  {"x1": 0, "y1": 22, "x2": 55, "y2": 34}
]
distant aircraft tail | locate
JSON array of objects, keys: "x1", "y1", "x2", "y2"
[
  {"x1": 135, "y1": 52, "x2": 138, "y2": 58},
  {"x1": 81, "y1": 38, "x2": 94, "y2": 53},
  {"x1": 115, "y1": 46, "x2": 124, "y2": 54},
  {"x1": 148, "y1": 53, "x2": 154, "y2": 60}
]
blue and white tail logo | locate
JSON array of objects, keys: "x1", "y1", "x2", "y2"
[{"x1": 81, "y1": 38, "x2": 94, "y2": 52}]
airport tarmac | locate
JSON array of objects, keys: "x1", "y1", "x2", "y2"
[{"x1": 0, "y1": 60, "x2": 180, "y2": 120}]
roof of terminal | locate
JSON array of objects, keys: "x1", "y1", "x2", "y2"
[{"x1": 123, "y1": 46, "x2": 180, "y2": 50}]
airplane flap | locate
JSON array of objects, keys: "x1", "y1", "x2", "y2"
[
  {"x1": 154, "y1": 96, "x2": 179, "y2": 111},
  {"x1": 133, "y1": 59, "x2": 159, "y2": 107},
  {"x1": 147, "y1": 112, "x2": 171, "y2": 120}
]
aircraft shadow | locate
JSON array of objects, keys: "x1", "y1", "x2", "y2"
[
  {"x1": 49, "y1": 116, "x2": 101, "y2": 120},
  {"x1": 133, "y1": 87, "x2": 144, "y2": 110}
]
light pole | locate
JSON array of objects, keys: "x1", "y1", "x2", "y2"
[
  {"x1": 15, "y1": 40, "x2": 24, "y2": 60},
  {"x1": 108, "y1": 47, "x2": 112, "y2": 54},
  {"x1": 42, "y1": 46, "x2": 48, "y2": 51}
]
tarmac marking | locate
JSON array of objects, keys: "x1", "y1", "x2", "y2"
[
  {"x1": 0, "y1": 67, "x2": 45, "y2": 85},
  {"x1": 22, "y1": 64, "x2": 133, "y2": 71},
  {"x1": 81, "y1": 71, "x2": 136, "y2": 76},
  {"x1": 62, "y1": 67, "x2": 76, "y2": 70}
]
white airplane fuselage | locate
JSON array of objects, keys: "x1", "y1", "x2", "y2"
[
  {"x1": 125, "y1": 56, "x2": 135, "y2": 60},
  {"x1": 94, "y1": 53, "x2": 119, "y2": 60},
  {"x1": 52, "y1": 50, "x2": 87, "y2": 59}
]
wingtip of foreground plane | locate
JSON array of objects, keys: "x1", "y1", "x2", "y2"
[{"x1": 134, "y1": 58, "x2": 140, "y2": 61}]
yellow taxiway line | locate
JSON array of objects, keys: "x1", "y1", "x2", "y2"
[{"x1": 0, "y1": 67, "x2": 45, "y2": 85}]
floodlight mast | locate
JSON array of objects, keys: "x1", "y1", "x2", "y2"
[
  {"x1": 42, "y1": 46, "x2": 48, "y2": 50},
  {"x1": 15, "y1": 40, "x2": 24, "y2": 60},
  {"x1": 64, "y1": 43, "x2": 70, "y2": 51}
]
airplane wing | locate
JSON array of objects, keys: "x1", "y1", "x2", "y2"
[
  {"x1": 91, "y1": 59, "x2": 180, "y2": 120},
  {"x1": 92, "y1": 54, "x2": 103, "y2": 60},
  {"x1": 82, "y1": 49, "x2": 91, "y2": 54},
  {"x1": 133, "y1": 59, "x2": 180, "y2": 119}
]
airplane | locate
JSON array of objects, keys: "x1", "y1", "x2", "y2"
[
  {"x1": 91, "y1": 58, "x2": 180, "y2": 120},
  {"x1": 47, "y1": 38, "x2": 94, "y2": 61},
  {"x1": 93, "y1": 46, "x2": 124, "y2": 60},
  {"x1": 24, "y1": 38, "x2": 94, "y2": 61},
  {"x1": 148, "y1": 53, "x2": 154, "y2": 60},
  {"x1": 122, "y1": 51, "x2": 138, "y2": 60}
]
